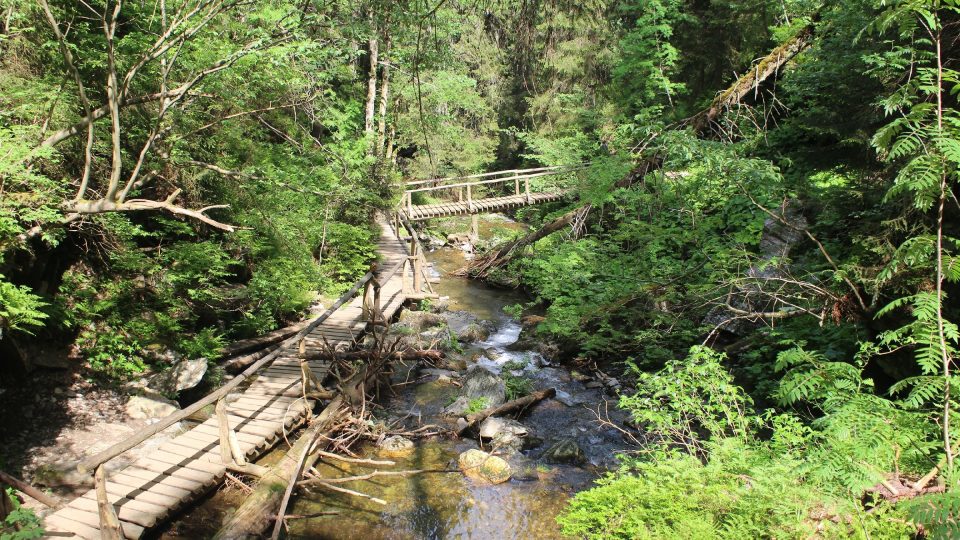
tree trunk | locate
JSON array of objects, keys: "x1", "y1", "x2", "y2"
[
  {"x1": 376, "y1": 36, "x2": 391, "y2": 159},
  {"x1": 364, "y1": 25, "x2": 379, "y2": 150},
  {"x1": 213, "y1": 398, "x2": 344, "y2": 540}
]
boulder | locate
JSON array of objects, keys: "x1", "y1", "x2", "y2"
[
  {"x1": 148, "y1": 357, "x2": 208, "y2": 394},
  {"x1": 542, "y1": 438, "x2": 585, "y2": 464},
  {"x1": 458, "y1": 449, "x2": 511, "y2": 484},
  {"x1": 458, "y1": 323, "x2": 490, "y2": 343},
  {"x1": 125, "y1": 395, "x2": 179, "y2": 420},
  {"x1": 442, "y1": 396, "x2": 473, "y2": 417},
  {"x1": 462, "y1": 366, "x2": 505, "y2": 408},
  {"x1": 399, "y1": 310, "x2": 446, "y2": 330},
  {"x1": 378, "y1": 435, "x2": 415, "y2": 458}
]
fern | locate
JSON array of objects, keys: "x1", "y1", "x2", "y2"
[{"x1": 904, "y1": 492, "x2": 960, "y2": 540}]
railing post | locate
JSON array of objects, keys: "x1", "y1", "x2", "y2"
[
  {"x1": 458, "y1": 187, "x2": 464, "y2": 202},
  {"x1": 470, "y1": 214, "x2": 479, "y2": 243},
  {"x1": 362, "y1": 280, "x2": 374, "y2": 321},
  {"x1": 95, "y1": 465, "x2": 124, "y2": 540},
  {"x1": 466, "y1": 184, "x2": 474, "y2": 212},
  {"x1": 401, "y1": 258, "x2": 411, "y2": 294},
  {"x1": 216, "y1": 397, "x2": 246, "y2": 466},
  {"x1": 514, "y1": 173, "x2": 520, "y2": 195},
  {"x1": 413, "y1": 256, "x2": 423, "y2": 293},
  {"x1": 406, "y1": 192, "x2": 413, "y2": 215},
  {"x1": 373, "y1": 279, "x2": 382, "y2": 322},
  {"x1": 298, "y1": 338, "x2": 322, "y2": 399},
  {"x1": 524, "y1": 177, "x2": 532, "y2": 204}
]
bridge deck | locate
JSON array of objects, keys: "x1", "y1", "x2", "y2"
[
  {"x1": 42, "y1": 220, "x2": 410, "y2": 539},
  {"x1": 408, "y1": 191, "x2": 564, "y2": 220}
]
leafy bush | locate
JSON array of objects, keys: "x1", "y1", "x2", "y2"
[
  {"x1": 0, "y1": 275, "x2": 47, "y2": 337},
  {"x1": 1, "y1": 488, "x2": 44, "y2": 540}
]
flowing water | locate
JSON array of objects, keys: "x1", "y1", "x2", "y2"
[{"x1": 161, "y1": 215, "x2": 633, "y2": 539}]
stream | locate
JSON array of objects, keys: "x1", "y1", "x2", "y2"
[{"x1": 160, "y1": 215, "x2": 633, "y2": 539}]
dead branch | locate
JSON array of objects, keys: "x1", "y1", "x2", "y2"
[{"x1": 0, "y1": 470, "x2": 62, "y2": 509}]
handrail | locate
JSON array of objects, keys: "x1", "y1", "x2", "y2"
[
  {"x1": 405, "y1": 165, "x2": 570, "y2": 187},
  {"x1": 77, "y1": 267, "x2": 383, "y2": 474},
  {"x1": 404, "y1": 169, "x2": 570, "y2": 194}
]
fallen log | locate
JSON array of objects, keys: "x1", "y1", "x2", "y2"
[
  {"x1": 460, "y1": 210, "x2": 580, "y2": 278},
  {"x1": 212, "y1": 397, "x2": 345, "y2": 540},
  {"x1": 220, "y1": 318, "x2": 319, "y2": 358},
  {"x1": 0, "y1": 470, "x2": 61, "y2": 509},
  {"x1": 455, "y1": 388, "x2": 556, "y2": 436},
  {"x1": 221, "y1": 344, "x2": 281, "y2": 373}
]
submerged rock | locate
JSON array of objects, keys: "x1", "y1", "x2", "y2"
[
  {"x1": 458, "y1": 449, "x2": 511, "y2": 484},
  {"x1": 378, "y1": 435, "x2": 415, "y2": 458},
  {"x1": 542, "y1": 438, "x2": 585, "y2": 464}
]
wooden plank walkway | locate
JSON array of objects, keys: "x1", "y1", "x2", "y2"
[
  {"x1": 42, "y1": 220, "x2": 410, "y2": 539},
  {"x1": 407, "y1": 191, "x2": 564, "y2": 220}
]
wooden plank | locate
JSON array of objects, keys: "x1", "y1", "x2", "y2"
[
  {"x1": 110, "y1": 467, "x2": 206, "y2": 493},
  {"x1": 81, "y1": 480, "x2": 184, "y2": 512},
  {"x1": 189, "y1": 424, "x2": 268, "y2": 447},
  {"x1": 47, "y1": 507, "x2": 146, "y2": 540},
  {"x1": 109, "y1": 472, "x2": 194, "y2": 499},
  {"x1": 44, "y1": 513, "x2": 108, "y2": 540},
  {"x1": 135, "y1": 450, "x2": 226, "y2": 477},
  {"x1": 68, "y1": 496, "x2": 163, "y2": 529}
]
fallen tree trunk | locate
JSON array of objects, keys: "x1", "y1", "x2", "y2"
[
  {"x1": 691, "y1": 21, "x2": 815, "y2": 134},
  {"x1": 455, "y1": 388, "x2": 556, "y2": 436},
  {"x1": 462, "y1": 23, "x2": 816, "y2": 277},
  {"x1": 220, "y1": 317, "x2": 319, "y2": 358},
  {"x1": 221, "y1": 344, "x2": 282, "y2": 373},
  {"x1": 459, "y1": 210, "x2": 580, "y2": 278},
  {"x1": 213, "y1": 397, "x2": 345, "y2": 540}
]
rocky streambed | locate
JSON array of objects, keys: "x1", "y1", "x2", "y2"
[{"x1": 162, "y1": 215, "x2": 637, "y2": 539}]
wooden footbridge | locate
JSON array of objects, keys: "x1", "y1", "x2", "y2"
[
  {"x1": 401, "y1": 165, "x2": 577, "y2": 221},
  {"x1": 41, "y1": 218, "x2": 435, "y2": 539}
]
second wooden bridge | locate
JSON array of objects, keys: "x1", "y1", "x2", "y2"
[{"x1": 401, "y1": 165, "x2": 577, "y2": 220}]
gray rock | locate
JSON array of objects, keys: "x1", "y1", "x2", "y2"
[
  {"x1": 458, "y1": 323, "x2": 490, "y2": 343},
  {"x1": 125, "y1": 395, "x2": 179, "y2": 420},
  {"x1": 148, "y1": 357, "x2": 208, "y2": 394},
  {"x1": 542, "y1": 438, "x2": 585, "y2": 464},
  {"x1": 479, "y1": 417, "x2": 529, "y2": 453},
  {"x1": 479, "y1": 417, "x2": 529, "y2": 440},
  {"x1": 462, "y1": 366, "x2": 505, "y2": 408},
  {"x1": 585, "y1": 381, "x2": 604, "y2": 389}
]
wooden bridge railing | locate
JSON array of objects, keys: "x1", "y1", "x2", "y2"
[
  {"x1": 400, "y1": 164, "x2": 584, "y2": 215},
  {"x1": 76, "y1": 221, "x2": 415, "y2": 539}
]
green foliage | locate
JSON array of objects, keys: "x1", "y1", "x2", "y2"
[
  {"x1": 558, "y1": 438, "x2": 912, "y2": 539},
  {"x1": 621, "y1": 346, "x2": 757, "y2": 451},
  {"x1": 503, "y1": 372, "x2": 533, "y2": 400},
  {"x1": 0, "y1": 274, "x2": 47, "y2": 336},
  {"x1": 1, "y1": 488, "x2": 44, "y2": 540},
  {"x1": 465, "y1": 397, "x2": 489, "y2": 414},
  {"x1": 79, "y1": 330, "x2": 147, "y2": 381}
]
